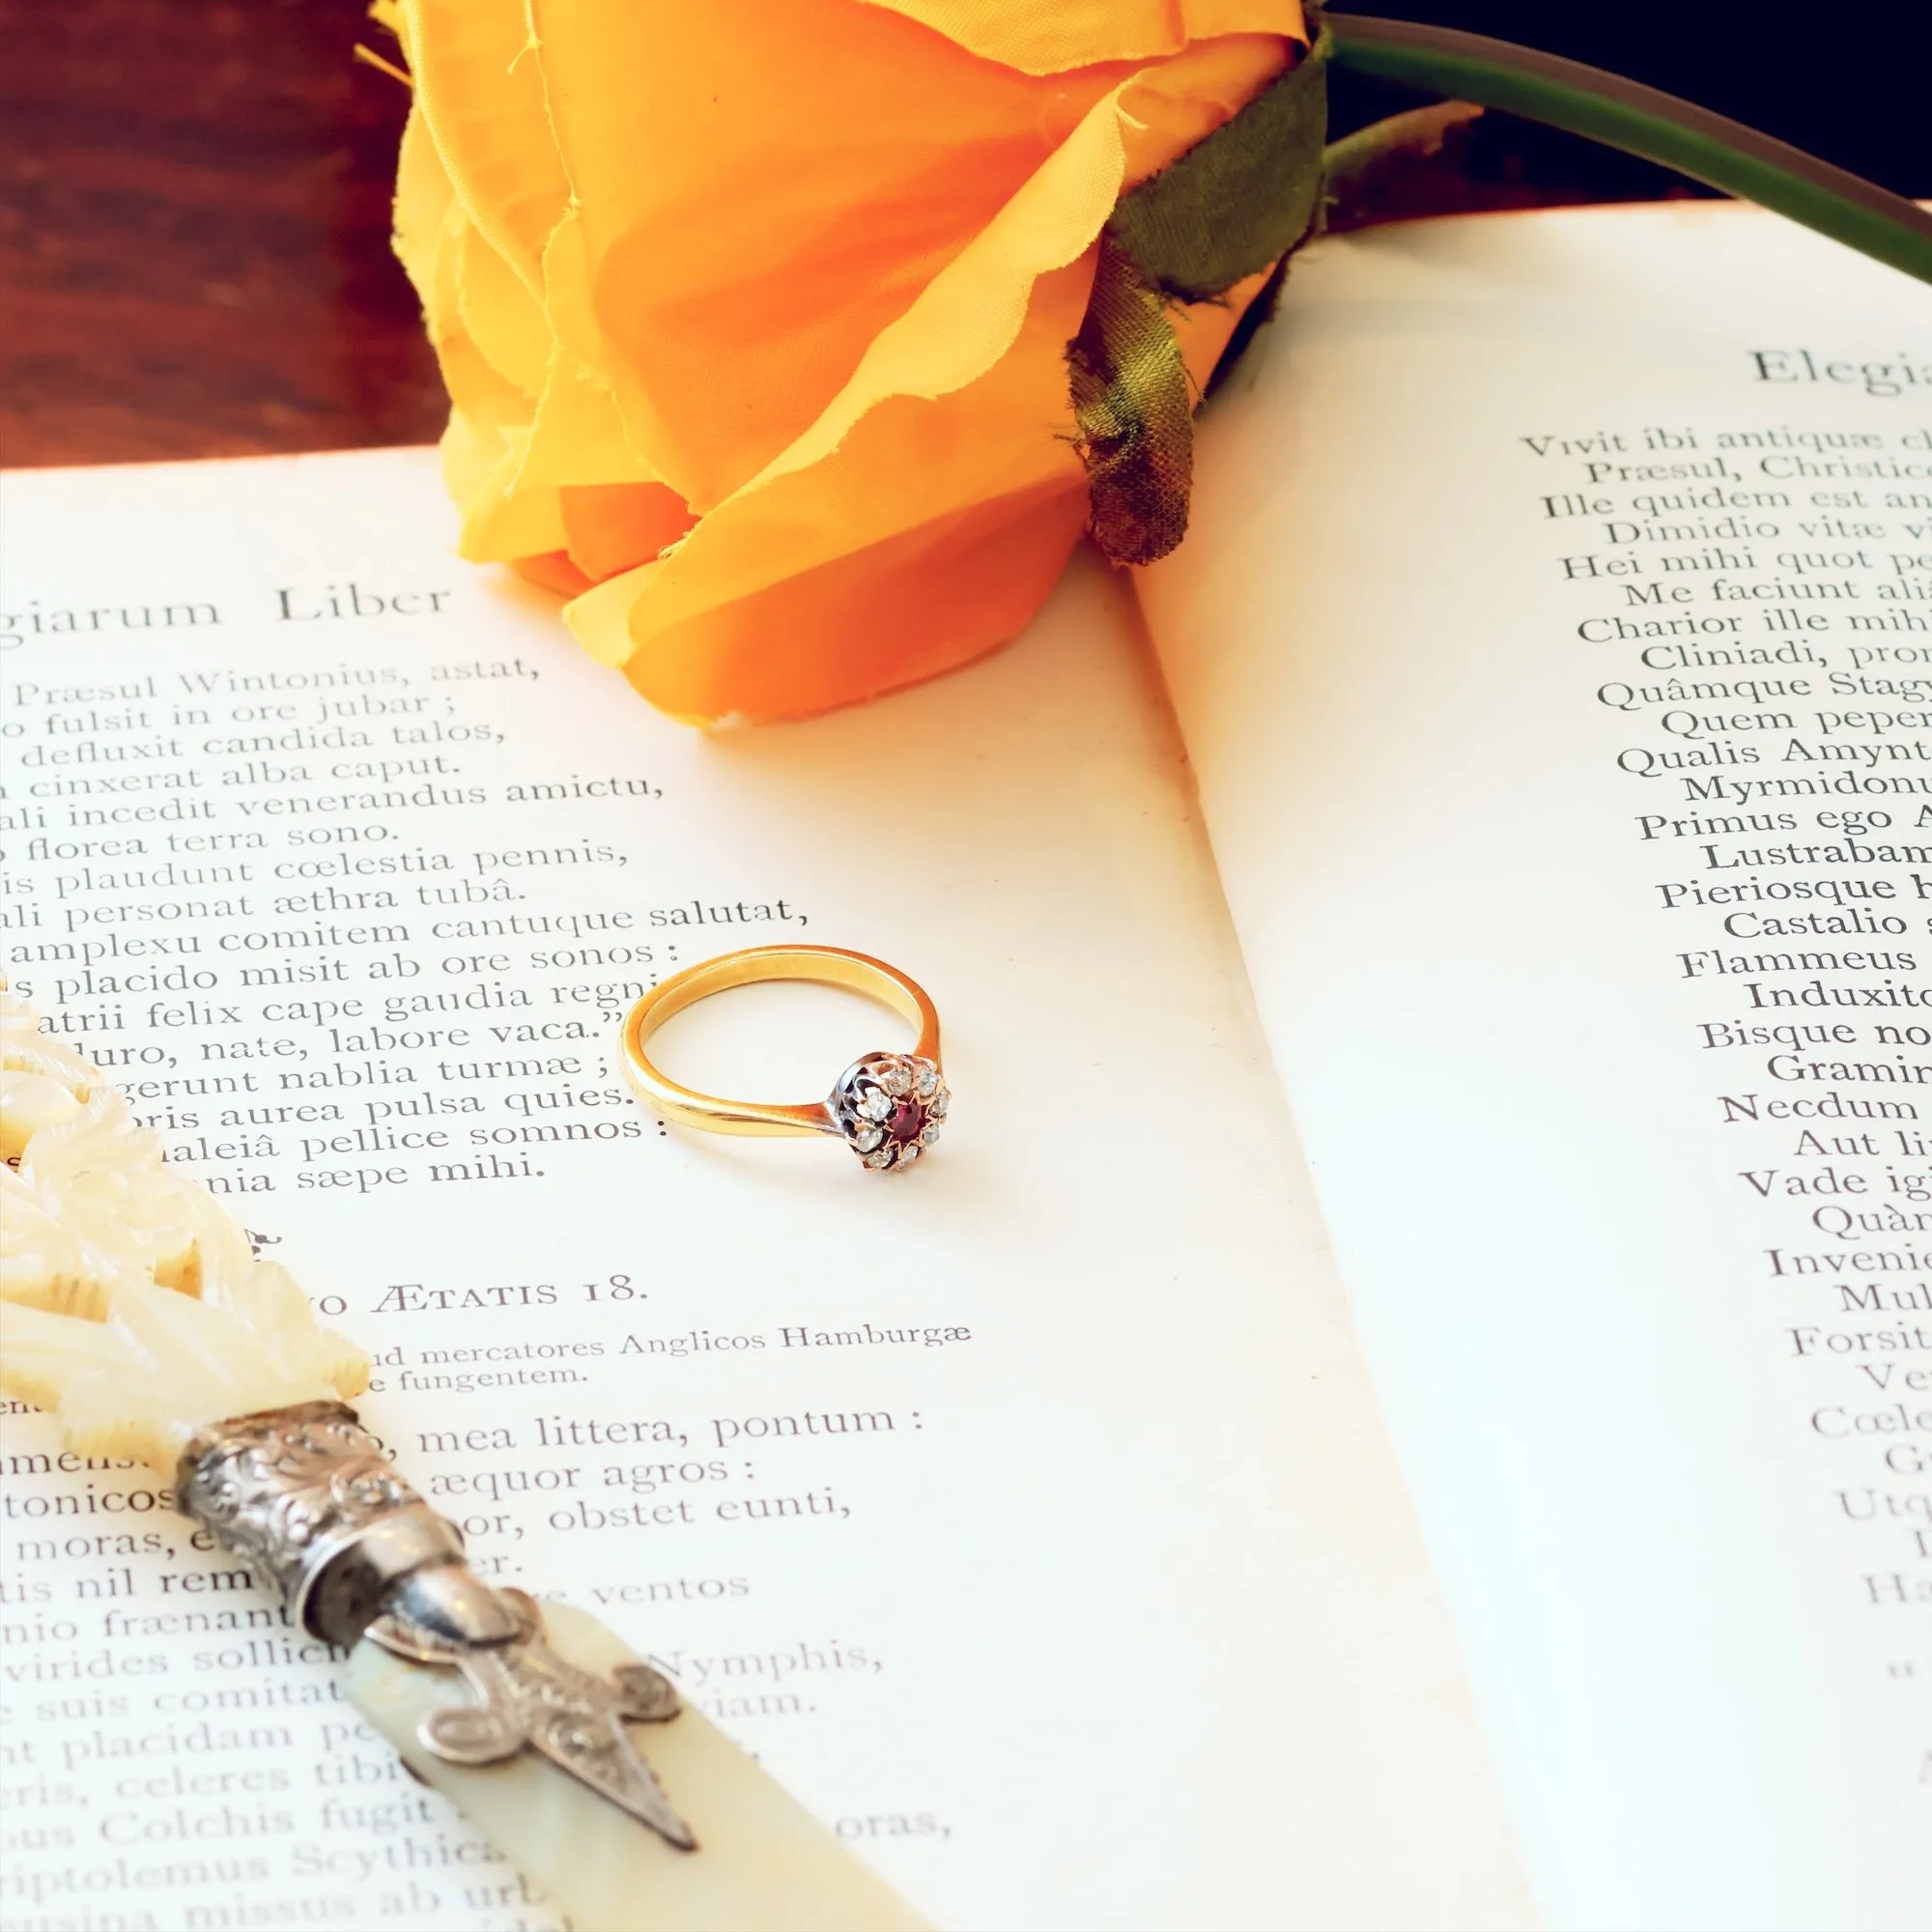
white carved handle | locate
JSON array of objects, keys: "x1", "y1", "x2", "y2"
[
  {"x1": 349, "y1": 1598, "x2": 931, "y2": 1932},
  {"x1": 0, "y1": 980, "x2": 368, "y2": 1475}
]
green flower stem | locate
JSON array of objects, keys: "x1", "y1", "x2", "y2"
[
  {"x1": 1325, "y1": 14, "x2": 1932, "y2": 286},
  {"x1": 1321, "y1": 99, "x2": 1485, "y2": 188}
]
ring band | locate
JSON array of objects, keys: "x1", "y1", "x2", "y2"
[{"x1": 620, "y1": 947, "x2": 950, "y2": 1173}]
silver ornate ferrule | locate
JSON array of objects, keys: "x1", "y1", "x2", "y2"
[
  {"x1": 175, "y1": 1401, "x2": 696, "y2": 1847},
  {"x1": 175, "y1": 1400, "x2": 512, "y2": 1648}
]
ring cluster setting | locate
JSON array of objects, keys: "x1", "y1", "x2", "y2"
[
  {"x1": 621, "y1": 947, "x2": 948, "y2": 1174},
  {"x1": 828, "y1": 1053, "x2": 949, "y2": 1173}
]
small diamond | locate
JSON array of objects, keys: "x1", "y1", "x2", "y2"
[
  {"x1": 879, "y1": 1061, "x2": 913, "y2": 1097},
  {"x1": 920, "y1": 1123, "x2": 941, "y2": 1147},
  {"x1": 853, "y1": 1124, "x2": 885, "y2": 1153},
  {"x1": 858, "y1": 1091, "x2": 893, "y2": 1123},
  {"x1": 864, "y1": 1147, "x2": 895, "y2": 1171},
  {"x1": 896, "y1": 1141, "x2": 921, "y2": 1165},
  {"x1": 915, "y1": 1063, "x2": 938, "y2": 1097},
  {"x1": 927, "y1": 1091, "x2": 949, "y2": 1120}
]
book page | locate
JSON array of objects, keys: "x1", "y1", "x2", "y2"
[
  {"x1": 1139, "y1": 205, "x2": 1932, "y2": 1929},
  {"x1": 0, "y1": 449, "x2": 1530, "y2": 1931}
]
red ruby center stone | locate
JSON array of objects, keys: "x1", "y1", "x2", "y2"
[{"x1": 886, "y1": 1097, "x2": 925, "y2": 1144}]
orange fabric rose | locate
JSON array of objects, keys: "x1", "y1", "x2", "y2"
[{"x1": 388, "y1": 0, "x2": 1308, "y2": 722}]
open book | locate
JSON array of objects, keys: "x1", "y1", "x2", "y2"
[{"x1": 3, "y1": 203, "x2": 1928, "y2": 1931}]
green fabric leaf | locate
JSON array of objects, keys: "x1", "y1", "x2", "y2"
[
  {"x1": 1067, "y1": 237, "x2": 1193, "y2": 566},
  {"x1": 1105, "y1": 27, "x2": 1330, "y2": 304},
  {"x1": 1065, "y1": 26, "x2": 1333, "y2": 564}
]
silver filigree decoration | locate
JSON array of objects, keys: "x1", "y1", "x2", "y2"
[
  {"x1": 176, "y1": 1401, "x2": 694, "y2": 1848},
  {"x1": 826, "y1": 1052, "x2": 949, "y2": 1173},
  {"x1": 372, "y1": 1589, "x2": 696, "y2": 1851},
  {"x1": 176, "y1": 1401, "x2": 464, "y2": 1640}
]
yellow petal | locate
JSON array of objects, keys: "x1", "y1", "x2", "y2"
[
  {"x1": 441, "y1": 409, "x2": 567, "y2": 560},
  {"x1": 401, "y1": 0, "x2": 571, "y2": 298},
  {"x1": 515, "y1": 207, "x2": 660, "y2": 494},
  {"x1": 391, "y1": 99, "x2": 454, "y2": 320},
  {"x1": 1114, "y1": 32, "x2": 1297, "y2": 187},
  {"x1": 559, "y1": 483, "x2": 696, "y2": 582},
  {"x1": 529, "y1": 0, "x2": 1145, "y2": 509},
  {"x1": 455, "y1": 215, "x2": 554, "y2": 400},
  {"x1": 749, "y1": 37, "x2": 1286, "y2": 504},
  {"x1": 564, "y1": 258, "x2": 1096, "y2": 720},
  {"x1": 858, "y1": 0, "x2": 1304, "y2": 73}
]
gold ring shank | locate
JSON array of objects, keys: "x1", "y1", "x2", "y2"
[{"x1": 621, "y1": 947, "x2": 941, "y2": 1139}]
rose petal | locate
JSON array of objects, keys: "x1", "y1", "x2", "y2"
[
  {"x1": 861, "y1": 0, "x2": 1303, "y2": 74},
  {"x1": 530, "y1": 0, "x2": 1146, "y2": 508},
  {"x1": 559, "y1": 483, "x2": 698, "y2": 582},
  {"x1": 403, "y1": 0, "x2": 572, "y2": 298},
  {"x1": 564, "y1": 260, "x2": 1095, "y2": 716}
]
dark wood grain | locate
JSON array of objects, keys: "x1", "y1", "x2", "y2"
[{"x1": 0, "y1": 0, "x2": 443, "y2": 466}]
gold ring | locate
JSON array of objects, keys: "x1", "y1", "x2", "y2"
[{"x1": 620, "y1": 946, "x2": 949, "y2": 1173}]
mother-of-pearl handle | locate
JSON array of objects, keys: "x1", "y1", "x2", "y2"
[{"x1": 347, "y1": 1598, "x2": 931, "y2": 1932}]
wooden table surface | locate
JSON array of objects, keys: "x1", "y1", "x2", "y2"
[
  {"x1": 1, "y1": 0, "x2": 1898, "y2": 471},
  {"x1": 2, "y1": 0, "x2": 442, "y2": 465}
]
